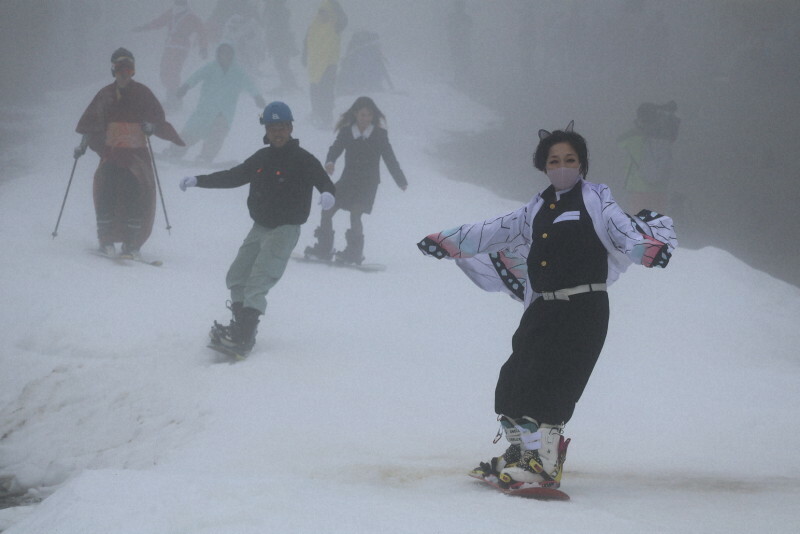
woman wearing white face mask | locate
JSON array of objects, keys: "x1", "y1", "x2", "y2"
[{"x1": 417, "y1": 121, "x2": 677, "y2": 495}]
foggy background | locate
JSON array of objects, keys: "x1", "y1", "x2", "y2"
[{"x1": 2, "y1": 0, "x2": 799, "y2": 286}]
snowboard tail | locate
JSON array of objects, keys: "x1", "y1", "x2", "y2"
[{"x1": 471, "y1": 473, "x2": 570, "y2": 501}]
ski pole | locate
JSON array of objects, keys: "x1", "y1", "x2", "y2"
[
  {"x1": 51, "y1": 155, "x2": 80, "y2": 239},
  {"x1": 146, "y1": 135, "x2": 172, "y2": 234}
]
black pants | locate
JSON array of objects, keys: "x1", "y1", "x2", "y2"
[
  {"x1": 495, "y1": 291, "x2": 609, "y2": 425},
  {"x1": 95, "y1": 162, "x2": 143, "y2": 246},
  {"x1": 309, "y1": 65, "x2": 337, "y2": 125}
]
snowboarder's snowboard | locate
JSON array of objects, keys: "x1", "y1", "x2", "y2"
[
  {"x1": 471, "y1": 474, "x2": 570, "y2": 501},
  {"x1": 207, "y1": 324, "x2": 250, "y2": 361},
  {"x1": 89, "y1": 249, "x2": 163, "y2": 267},
  {"x1": 207, "y1": 340, "x2": 248, "y2": 361},
  {"x1": 292, "y1": 253, "x2": 386, "y2": 273}
]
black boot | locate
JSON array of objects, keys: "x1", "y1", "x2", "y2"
[
  {"x1": 218, "y1": 306, "x2": 260, "y2": 357},
  {"x1": 210, "y1": 301, "x2": 243, "y2": 343},
  {"x1": 335, "y1": 229, "x2": 364, "y2": 265},
  {"x1": 304, "y1": 226, "x2": 335, "y2": 261}
]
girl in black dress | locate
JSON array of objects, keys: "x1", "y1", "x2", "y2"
[{"x1": 305, "y1": 96, "x2": 407, "y2": 264}]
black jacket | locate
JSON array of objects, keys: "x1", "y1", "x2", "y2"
[
  {"x1": 196, "y1": 139, "x2": 335, "y2": 228},
  {"x1": 325, "y1": 126, "x2": 405, "y2": 213}
]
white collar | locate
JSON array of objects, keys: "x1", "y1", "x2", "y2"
[{"x1": 352, "y1": 123, "x2": 374, "y2": 139}]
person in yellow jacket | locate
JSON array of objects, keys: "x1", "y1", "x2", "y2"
[{"x1": 303, "y1": 0, "x2": 348, "y2": 128}]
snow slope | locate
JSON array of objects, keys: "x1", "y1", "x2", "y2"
[{"x1": 1, "y1": 77, "x2": 799, "y2": 533}]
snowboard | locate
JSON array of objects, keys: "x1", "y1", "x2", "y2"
[
  {"x1": 207, "y1": 340, "x2": 248, "y2": 361},
  {"x1": 207, "y1": 326, "x2": 249, "y2": 361},
  {"x1": 292, "y1": 253, "x2": 386, "y2": 273},
  {"x1": 470, "y1": 473, "x2": 570, "y2": 501},
  {"x1": 89, "y1": 249, "x2": 163, "y2": 267}
]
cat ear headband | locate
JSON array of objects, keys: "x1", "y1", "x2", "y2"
[{"x1": 538, "y1": 120, "x2": 575, "y2": 141}]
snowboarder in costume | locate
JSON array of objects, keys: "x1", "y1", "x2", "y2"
[
  {"x1": 305, "y1": 96, "x2": 407, "y2": 265},
  {"x1": 166, "y1": 42, "x2": 266, "y2": 164},
  {"x1": 75, "y1": 48, "x2": 184, "y2": 259},
  {"x1": 179, "y1": 101, "x2": 335, "y2": 357},
  {"x1": 133, "y1": 0, "x2": 208, "y2": 109},
  {"x1": 418, "y1": 122, "x2": 677, "y2": 491}
]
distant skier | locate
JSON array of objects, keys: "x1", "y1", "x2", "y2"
[
  {"x1": 305, "y1": 96, "x2": 407, "y2": 265},
  {"x1": 74, "y1": 48, "x2": 184, "y2": 260},
  {"x1": 303, "y1": 0, "x2": 348, "y2": 127},
  {"x1": 261, "y1": 0, "x2": 300, "y2": 93},
  {"x1": 337, "y1": 31, "x2": 394, "y2": 95},
  {"x1": 178, "y1": 101, "x2": 335, "y2": 358},
  {"x1": 418, "y1": 122, "x2": 676, "y2": 492},
  {"x1": 132, "y1": 0, "x2": 208, "y2": 110},
  {"x1": 165, "y1": 43, "x2": 266, "y2": 164},
  {"x1": 446, "y1": 0, "x2": 473, "y2": 88}
]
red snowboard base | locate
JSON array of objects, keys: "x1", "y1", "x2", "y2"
[{"x1": 472, "y1": 474, "x2": 570, "y2": 501}]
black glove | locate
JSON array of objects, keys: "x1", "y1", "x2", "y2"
[
  {"x1": 647, "y1": 243, "x2": 672, "y2": 268},
  {"x1": 73, "y1": 135, "x2": 88, "y2": 159},
  {"x1": 417, "y1": 237, "x2": 450, "y2": 259},
  {"x1": 141, "y1": 122, "x2": 155, "y2": 136}
]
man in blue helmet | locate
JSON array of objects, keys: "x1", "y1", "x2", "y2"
[{"x1": 179, "y1": 101, "x2": 336, "y2": 358}]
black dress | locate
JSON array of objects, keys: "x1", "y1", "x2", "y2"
[{"x1": 325, "y1": 125, "x2": 406, "y2": 214}]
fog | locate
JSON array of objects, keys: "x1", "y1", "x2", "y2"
[{"x1": 2, "y1": 0, "x2": 799, "y2": 285}]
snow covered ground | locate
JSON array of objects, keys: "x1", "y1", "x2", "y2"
[{"x1": 1, "y1": 69, "x2": 799, "y2": 534}]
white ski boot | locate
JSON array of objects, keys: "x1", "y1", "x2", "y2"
[{"x1": 498, "y1": 419, "x2": 570, "y2": 489}]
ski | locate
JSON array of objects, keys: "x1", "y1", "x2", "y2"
[
  {"x1": 89, "y1": 249, "x2": 162, "y2": 267},
  {"x1": 470, "y1": 473, "x2": 570, "y2": 501},
  {"x1": 119, "y1": 254, "x2": 163, "y2": 267}
]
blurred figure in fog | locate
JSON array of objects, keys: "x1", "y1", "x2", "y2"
[
  {"x1": 132, "y1": 0, "x2": 208, "y2": 111},
  {"x1": 74, "y1": 48, "x2": 184, "y2": 260},
  {"x1": 261, "y1": 0, "x2": 300, "y2": 93},
  {"x1": 303, "y1": 0, "x2": 348, "y2": 128},
  {"x1": 337, "y1": 31, "x2": 394, "y2": 95},
  {"x1": 205, "y1": 0, "x2": 260, "y2": 45},
  {"x1": 165, "y1": 43, "x2": 266, "y2": 165},
  {"x1": 446, "y1": 0, "x2": 473, "y2": 88},
  {"x1": 618, "y1": 101, "x2": 680, "y2": 215},
  {"x1": 305, "y1": 96, "x2": 407, "y2": 265},
  {"x1": 221, "y1": 13, "x2": 266, "y2": 75}
]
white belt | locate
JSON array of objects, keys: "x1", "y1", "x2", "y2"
[{"x1": 540, "y1": 283, "x2": 607, "y2": 301}]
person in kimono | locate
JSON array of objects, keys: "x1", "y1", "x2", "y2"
[{"x1": 74, "y1": 48, "x2": 184, "y2": 259}]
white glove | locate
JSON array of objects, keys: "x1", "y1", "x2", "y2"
[
  {"x1": 319, "y1": 191, "x2": 335, "y2": 210},
  {"x1": 180, "y1": 176, "x2": 197, "y2": 191}
]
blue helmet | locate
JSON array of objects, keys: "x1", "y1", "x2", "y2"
[{"x1": 259, "y1": 101, "x2": 294, "y2": 125}]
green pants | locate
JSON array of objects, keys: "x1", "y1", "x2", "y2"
[{"x1": 226, "y1": 223, "x2": 301, "y2": 314}]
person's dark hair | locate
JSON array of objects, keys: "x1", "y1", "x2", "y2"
[
  {"x1": 335, "y1": 96, "x2": 386, "y2": 131},
  {"x1": 533, "y1": 129, "x2": 589, "y2": 178}
]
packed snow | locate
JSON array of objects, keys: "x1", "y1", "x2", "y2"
[{"x1": 1, "y1": 59, "x2": 799, "y2": 534}]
